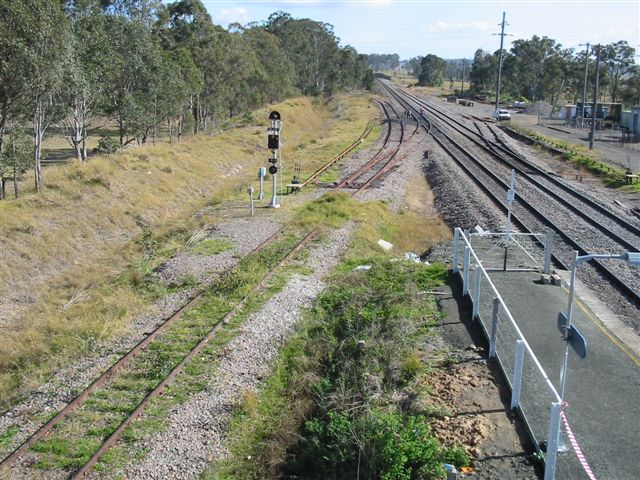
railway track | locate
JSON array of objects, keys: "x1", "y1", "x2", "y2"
[
  {"x1": 337, "y1": 99, "x2": 422, "y2": 191},
  {"x1": 378, "y1": 79, "x2": 640, "y2": 308},
  {"x1": 0, "y1": 99, "x2": 412, "y2": 479}
]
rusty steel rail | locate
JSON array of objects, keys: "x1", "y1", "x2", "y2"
[
  {"x1": 297, "y1": 118, "x2": 376, "y2": 190},
  {"x1": 342, "y1": 105, "x2": 422, "y2": 192},
  {"x1": 71, "y1": 228, "x2": 320, "y2": 478},
  {"x1": 0, "y1": 229, "x2": 282, "y2": 474}
]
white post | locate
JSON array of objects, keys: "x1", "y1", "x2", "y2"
[
  {"x1": 489, "y1": 297, "x2": 499, "y2": 358},
  {"x1": 258, "y1": 167, "x2": 266, "y2": 200},
  {"x1": 559, "y1": 250, "x2": 579, "y2": 400},
  {"x1": 452, "y1": 228, "x2": 460, "y2": 273},
  {"x1": 270, "y1": 170, "x2": 279, "y2": 208},
  {"x1": 544, "y1": 402, "x2": 563, "y2": 480},
  {"x1": 472, "y1": 267, "x2": 482, "y2": 319},
  {"x1": 462, "y1": 246, "x2": 470, "y2": 296},
  {"x1": 543, "y1": 230, "x2": 554, "y2": 274},
  {"x1": 511, "y1": 340, "x2": 525, "y2": 410}
]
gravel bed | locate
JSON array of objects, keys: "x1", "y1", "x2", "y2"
[
  {"x1": 115, "y1": 224, "x2": 355, "y2": 480},
  {"x1": 0, "y1": 217, "x2": 281, "y2": 464},
  {"x1": 104, "y1": 119, "x2": 422, "y2": 478},
  {"x1": 423, "y1": 149, "x2": 505, "y2": 233},
  {"x1": 356, "y1": 136, "x2": 430, "y2": 212},
  {"x1": 422, "y1": 98, "x2": 640, "y2": 333}
]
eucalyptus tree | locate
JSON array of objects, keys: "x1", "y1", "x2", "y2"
[
  {"x1": 0, "y1": 131, "x2": 31, "y2": 199},
  {"x1": 508, "y1": 36, "x2": 564, "y2": 102},
  {"x1": 156, "y1": 0, "x2": 226, "y2": 132},
  {"x1": 620, "y1": 65, "x2": 640, "y2": 106},
  {"x1": 101, "y1": 14, "x2": 169, "y2": 145},
  {"x1": 469, "y1": 49, "x2": 498, "y2": 95},
  {"x1": 161, "y1": 49, "x2": 202, "y2": 142},
  {"x1": 406, "y1": 57, "x2": 423, "y2": 78},
  {"x1": 265, "y1": 12, "x2": 342, "y2": 96},
  {"x1": 61, "y1": 0, "x2": 116, "y2": 160},
  {"x1": 8, "y1": 0, "x2": 71, "y2": 191},
  {"x1": 418, "y1": 54, "x2": 447, "y2": 87},
  {"x1": 600, "y1": 41, "x2": 636, "y2": 104},
  {"x1": 243, "y1": 26, "x2": 295, "y2": 104}
]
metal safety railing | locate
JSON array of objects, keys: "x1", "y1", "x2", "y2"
[{"x1": 452, "y1": 227, "x2": 563, "y2": 480}]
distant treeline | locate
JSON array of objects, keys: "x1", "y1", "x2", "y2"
[
  {"x1": 0, "y1": 0, "x2": 374, "y2": 198},
  {"x1": 367, "y1": 53, "x2": 400, "y2": 71},
  {"x1": 406, "y1": 37, "x2": 638, "y2": 107}
]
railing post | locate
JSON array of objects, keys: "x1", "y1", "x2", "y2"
[
  {"x1": 544, "y1": 230, "x2": 554, "y2": 274},
  {"x1": 544, "y1": 401, "x2": 562, "y2": 480},
  {"x1": 462, "y1": 246, "x2": 470, "y2": 296},
  {"x1": 472, "y1": 268, "x2": 482, "y2": 319},
  {"x1": 452, "y1": 228, "x2": 460, "y2": 273},
  {"x1": 511, "y1": 340, "x2": 525, "y2": 410},
  {"x1": 489, "y1": 297, "x2": 500, "y2": 358}
]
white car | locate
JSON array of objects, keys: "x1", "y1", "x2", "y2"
[{"x1": 494, "y1": 109, "x2": 511, "y2": 121}]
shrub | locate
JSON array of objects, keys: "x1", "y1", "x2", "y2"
[{"x1": 94, "y1": 136, "x2": 120, "y2": 155}]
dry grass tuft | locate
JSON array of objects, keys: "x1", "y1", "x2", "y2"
[{"x1": 0, "y1": 92, "x2": 379, "y2": 408}]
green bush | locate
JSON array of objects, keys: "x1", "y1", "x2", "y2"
[
  {"x1": 285, "y1": 409, "x2": 460, "y2": 479},
  {"x1": 94, "y1": 136, "x2": 120, "y2": 155}
]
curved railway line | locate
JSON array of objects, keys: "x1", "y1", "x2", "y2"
[
  {"x1": 0, "y1": 99, "x2": 411, "y2": 479},
  {"x1": 378, "y1": 80, "x2": 640, "y2": 310}
]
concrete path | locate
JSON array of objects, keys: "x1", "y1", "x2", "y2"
[{"x1": 482, "y1": 269, "x2": 640, "y2": 480}]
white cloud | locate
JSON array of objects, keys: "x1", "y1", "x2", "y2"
[
  {"x1": 427, "y1": 20, "x2": 490, "y2": 33},
  {"x1": 347, "y1": 0, "x2": 395, "y2": 7},
  {"x1": 216, "y1": 7, "x2": 251, "y2": 25}
]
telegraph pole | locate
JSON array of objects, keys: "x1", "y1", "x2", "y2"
[
  {"x1": 579, "y1": 43, "x2": 590, "y2": 128},
  {"x1": 461, "y1": 59, "x2": 466, "y2": 95},
  {"x1": 495, "y1": 12, "x2": 507, "y2": 111},
  {"x1": 589, "y1": 45, "x2": 601, "y2": 150}
]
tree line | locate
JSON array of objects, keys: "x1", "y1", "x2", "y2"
[
  {"x1": 0, "y1": 0, "x2": 374, "y2": 199},
  {"x1": 408, "y1": 36, "x2": 638, "y2": 108}
]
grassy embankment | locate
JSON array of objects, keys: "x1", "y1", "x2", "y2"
[
  {"x1": 204, "y1": 190, "x2": 460, "y2": 477},
  {"x1": 0, "y1": 93, "x2": 380, "y2": 411},
  {"x1": 506, "y1": 124, "x2": 640, "y2": 192}
]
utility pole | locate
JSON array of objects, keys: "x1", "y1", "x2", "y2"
[
  {"x1": 579, "y1": 43, "x2": 590, "y2": 128},
  {"x1": 461, "y1": 59, "x2": 466, "y2": 95},
  {"x1": 495, "y1": 12, "x2": 507, "y2": 111},
  {"x1": 589, "y1": 45, "x2": 601, "y2": 150}
]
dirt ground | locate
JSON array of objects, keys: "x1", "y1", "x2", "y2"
[{"x1": 430, "y1": 281, "x2": 543, "y2": 479}]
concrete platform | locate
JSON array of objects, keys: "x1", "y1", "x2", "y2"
[{"x1": 469, "y1": 265, "x2": 640, "y2": 480}]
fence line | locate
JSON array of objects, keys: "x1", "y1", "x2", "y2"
[{"x1": 452, "y1": 228, "x2": 562, "y2": 480}]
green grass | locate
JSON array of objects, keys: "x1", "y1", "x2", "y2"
[
  {"x1": 506, "y1": 124, "x2": 640, "y2": 192},
  {"x1": 190, "y1": 238, "x2": 233, "y2": 256},
  {"x1": 207, "y1": 203, "x2": 465, "y2": 479},
  {"x1": 0, "y1": 425, "x2": 20, "y2": 452}
]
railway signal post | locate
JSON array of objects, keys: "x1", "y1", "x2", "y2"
[{"x1": 268, "y1": 111, "x2": 281, "y2": 208}]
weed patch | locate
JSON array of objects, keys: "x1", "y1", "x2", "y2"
[
  {"x1": 190, "y1": 238, "x2": 233, "y2": 256},
  {"x1": 212, "y1": 257, "x2": 468, "y2": 479},
  {"x1": 507, "y1": 125, "x2": 638, "y2": 191}
]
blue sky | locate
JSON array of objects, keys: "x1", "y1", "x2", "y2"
[{"x1": 200, "y1": 0, "x2": 640, "y2": 60}]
